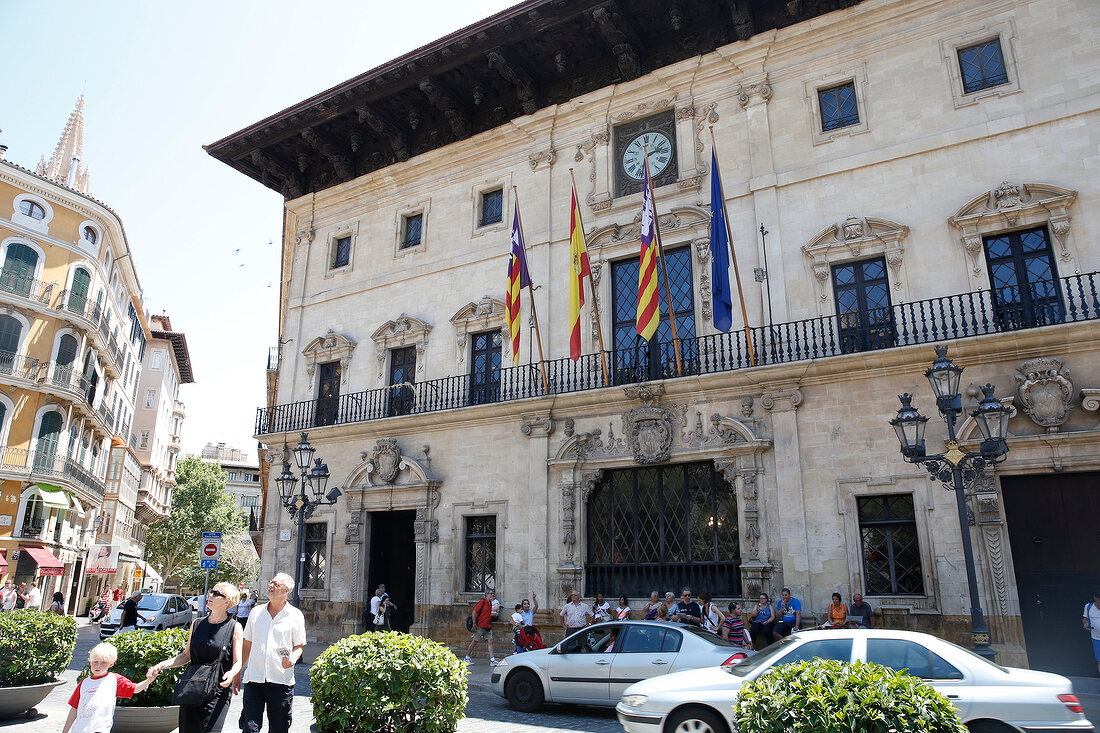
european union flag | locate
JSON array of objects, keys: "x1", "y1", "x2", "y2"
[{"x1": 709, "y1": 150, "x2": 734, "y2": 332}]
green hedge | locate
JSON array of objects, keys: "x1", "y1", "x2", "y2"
[
  {"x1": 0, "y1": 610, "x2": 77, "y2": 687},
  {"x1": 735, "y1": 659, "x2": 968, "y2": 733},
  {"x1": 310, "y1": 631, "x2": 468, "y2": 733},
  {"x1": 78, "y1": 628, "x2": 190, "y2": 707}
]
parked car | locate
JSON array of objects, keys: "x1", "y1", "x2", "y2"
[
  {"x1": 616, "y1": 629, "x2": 1093, "y2": 733},
  {"x1": 185, "y1": 595, "x2": 203, "y2": 611},
  {"x1": 99, "y1": 593, "x2": 194, "y2": 640},
  {"x1": 490, "y1": 620, "x2": 752, "y2": 712}
]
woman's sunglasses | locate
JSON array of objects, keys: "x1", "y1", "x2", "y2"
[{"x1": 209, "y1": 590, "x2": 226, "y2": 599}]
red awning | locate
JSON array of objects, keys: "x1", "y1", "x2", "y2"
[
  {"x1": 0, "y1": 551, "x2": 7, "y2": 570},
  {"x1": 22, "y1": 546, "x2": 64, "y2": 575}
]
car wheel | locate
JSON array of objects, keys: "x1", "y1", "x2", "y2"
[
  {"x1": 667, "y1": 706, "x2": 729, "y2": 733},
  {"x1": 966, "y1": 721, "x2": 1015, "y2": 733},
  {"x1": 504, "y1": 669, "x2": 544, "y2": 712}
]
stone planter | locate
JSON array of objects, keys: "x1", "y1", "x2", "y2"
[
  {"x1": 0, "y1": 678, "x2": 66, "y2": 719},
  {"x1": 111, "y1": 704, "x2": 180, "y2": 733}
]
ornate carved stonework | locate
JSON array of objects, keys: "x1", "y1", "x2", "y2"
[
  {"x1": 372, "y1": 438, "x2": 401, "y2": 483},
  {"x1": 736, "y1": 75, "x2": 772, "y2": 108},
  {"x1": 802, "y1": 216, "x2": 909, "y2": 304},
  {"x1": 586, "y1": 206, "x2": 711, "y2": 251},
  {"x1": 301, "y1": 330, "x2": 357, "y2": 381},
  {"x1": 623, "y1": 383, "x2": 665, "y2": 405},
  {"x1": 521, "y1": 415, "x2": 554, "y2": 437},
  {"x1": 528, "y1": 149, "x2": 556, "y2": 170},
  {"x1": 1081, "y1": 389, "x2": 1100, "y2": 413},
  {"x1": 625, "y1": 405, "x2": 675, "y2": 464},
  {"x1": 450, "y1": 296, "x2": 506, "y2": 364},
  {"x1": 1015, "y1": 357, "x2": 1074, "y2": 430},
  {"x1": 561, "y1": 481, "x2": 577, "y2": 564},
  {"x1": 371, "y1": 314, "x2": 432, "y2": 378},
  {"x1": 761, "y1": 386, "x2": 803, "y2": 412}
]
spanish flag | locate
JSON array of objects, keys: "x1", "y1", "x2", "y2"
[
  {"x1": 635, "y1": 163, "x2": 659, "y2": 341},
  {"x1": 506, "y1": 207, "x2": 531, "y2": 361},
  {"x1": 568, "y1": 185, "x2": 591, "y2": 361}
]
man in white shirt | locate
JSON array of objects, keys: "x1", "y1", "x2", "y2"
[
  {"x1": 1084, "y1": 590, "x2": 1100, "y2": 676},
  {"x1": 25, "y1": 579, "x2": 43, "y2": 611},
  {"x1": 235, "y1": 573, "x2": 306, "y2": 733}
]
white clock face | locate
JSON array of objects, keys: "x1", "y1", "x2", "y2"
[{"x1": 622, "y1": 131, "x2": 673, "y2": 181}]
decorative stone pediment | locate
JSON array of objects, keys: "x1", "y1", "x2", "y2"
[
  {"x1": 301, "y1": 330, "x2": 356, "y2": 381},
  {"x1": 1015, "y1": 357, "x2": 1074, "y2": 431},
  {"x1": 586, "y1": 206, "x2": 711, "y2": 250},
  {"x1": 949, "y1": 182, "x2": 1078, "y2": 286},
  {"x1": 344, "y1": 438, "x2": 438, "y2": 489},
  {"x1": 370, "y1": 314, "x2": 432, "y2": 378},
  {"x1": 450, "y1": 295, "x2": 507, "y2": 365},
  {"x1": 802, "y1": 216, "x2": 909, "y2": 306}
]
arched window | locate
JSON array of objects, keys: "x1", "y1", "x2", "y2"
[
  {"x1": 585, "y1": 461, "x2": 740, "y2": 597},
  {"x1": 33, "y1": 411, "x2": 64, "y2": 472},
  {"x1": 56, "y1": 333, "x2": 78, "y2": 366},
  {"x1": 82, "y1": 226, "x2": 97, "y2": 245},
  {"x1": 1, "y1": 242, "x2": 40, "y2": 297},
  {"x1": 0, "y1": 314, "x2": 23, "y2": 356},
  {"x1": 68, "y1": 268, "x2": 92, "y2": 313},
  {"x1": 19, "y1": 200, "x2": 45, "y2": 220}
]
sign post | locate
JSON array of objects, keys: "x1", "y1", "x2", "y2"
[{"x1": 200, "y1": 532, "x2": 222, "y2": 604}]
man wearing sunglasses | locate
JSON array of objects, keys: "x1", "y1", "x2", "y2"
[
  {"x1": 670, "y1": 588, "x2": 703, "y2": 627},
  {"x1": 235, "y1": 573, "x2": 306, "y2": 733}
]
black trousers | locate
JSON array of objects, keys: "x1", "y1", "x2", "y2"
[{"x1": 240, "y1": 682, "x2": 293, "y2": 733}]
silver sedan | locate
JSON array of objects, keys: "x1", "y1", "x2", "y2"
[
  {"x1": 491, "y1": 620, "x2": 753, "y2": 712},
  {"x1": 616, "y1": 629, "x2": 1094, "y2": 733}
]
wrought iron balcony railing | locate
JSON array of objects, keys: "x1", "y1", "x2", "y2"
[
  {"x1": 256, "y1": 271, "x2": 1100, "y2": 436},
  {"x1": 0, "y1": 271, "x2": 57, "y2": 305},
  {"x1": 41, "y1": 361, "x2": 91, "y2": 395},
  {"x1": 0, "y1": 350, "x2": 41, "y2": 382},
  {"x1": 0, "y1": 445, "x2": 106, "y2": 497}
]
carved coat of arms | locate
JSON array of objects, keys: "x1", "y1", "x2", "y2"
[
  {"x1": 1015, "y1": 357, "x2": 1074, "y2": 429},
  {"x1": 625, "y1": 406, "x2": 674, "y2": 464},
  {"x1": 372, "y1": 438, "x2": 401, "y2": 483}
]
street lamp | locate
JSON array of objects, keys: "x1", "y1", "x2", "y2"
[
  {"x1": 277, "y1": 432, "x2": 342, "y2": 607},
  {"x1": 890, "y1": 345, "x2": 1010, "y2": 661}
]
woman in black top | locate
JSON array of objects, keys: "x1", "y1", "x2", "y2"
[{"x1": 147, "y1": 583, "x2": 243, "y2": 733}]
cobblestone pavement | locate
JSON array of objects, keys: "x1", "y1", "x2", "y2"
[{"x1": 0, "y1": 620, "x2": 621, "y2": 733}]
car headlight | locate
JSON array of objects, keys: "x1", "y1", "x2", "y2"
[
  {"x1": 494, "y1": 657, "x2": 510, "y2": 669},
  {"x1": 621, "y1": 694, "x2": 648, "y2": 707}
]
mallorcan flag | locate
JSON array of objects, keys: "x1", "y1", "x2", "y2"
[
  {"x1": 568, "y1": 185, "x2": 591, "y2": 361},
  {"x1": 506, "y1": 207, "x2": 532, "y2": 361},
  {"x1": 635, "y1": 163, "x2": 660, "y2": 341}
]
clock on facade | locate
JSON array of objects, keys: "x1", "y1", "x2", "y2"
[{"x1": 614, "y1": 110, "x2": 678, "y2": 198}]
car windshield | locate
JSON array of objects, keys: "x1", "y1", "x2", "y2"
[
  {"x1": 137, "y1": 596, "x2": 167, "y2": 611},
  {"x1": 682, "y1": 625, "x2": 736, "y2": 647},
  {"x1": 723, "y1": 636, "x2": 801, "y2": 677}
]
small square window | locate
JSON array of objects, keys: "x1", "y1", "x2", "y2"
[
  {"x1": 401, "y1": 214, "x2": 423, "y2": 249},
  {"x1": 957, "y1": 39, "x2": 1008, "y2": 94},
  {"x1": 480, "y1": 189, "x2": 503, "y2": 227},
  {"x1": 330, "y1": 236, "x2": 351, "y2": 269},
  {"x1": 818, "y1": 82, "x2": 860, "y2": 132}
]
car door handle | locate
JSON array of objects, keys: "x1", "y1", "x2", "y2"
[
  {"x1": 595, "y1": 659, "x2": 610, "y2": 665},
  {"x1": 946, "y1": 694, "x2": 959, "y2": 699},
  {"x1": 651, "y1": 659, "x2": 668, "y2": 665}
]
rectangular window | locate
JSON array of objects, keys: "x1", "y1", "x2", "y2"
[
  {"x1": 469, "y1": 330, "x2": 502, "y2": 405},
  {"x1": 957, "y1": 38, "x2": 1008, "y2": 94},
  {"x1": 139, "y1": 431, "x2": 149, "y2": 449},
  {"x1": 401, "y1": 214, "x2": 423, "y2": 249},
  {"x1": 464, "y1": 516, "x2": 496, "y2": 592},
  {"x1": 831, "y1": 257, "x2": 894, "y2": 354},
  {"x1": 228, "y1": 472, "x2": 237, "y2": 481},
  {"x1": 242, "y1": 495, "x2": 260, "y2": 507},
  {"x1": 818, "y1": 82, "x2": 859, "y2": 131},
  {"x1": 144, "y1": 388, "x2": 156, "y2": 409},
  {"x1": 330, "y1": 235, "x2": 351, "y2": 269},
  {"x1": 858, "y1": 495, "x2": 924, "y2": 595},
  {"x1": 983, "y1": 226, "x2": 1062, "y2": 330},
  {"x1": 479, "y1": 189, "x2": 503, "y2": 227},
  {"x1": 303, "y1": 522, "x2": 327, "y2": 589},
  {"x1": 388, "y1": 346, "x2": 416, "y2": 417},
  {"x1": 150, "y1": 350, "x2": 164, "y2": 370}
]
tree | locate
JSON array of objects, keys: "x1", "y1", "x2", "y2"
[{"x1": 146, "y1": 456, "x2": 250, "y2": 590}]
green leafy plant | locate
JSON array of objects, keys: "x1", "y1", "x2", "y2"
[
  {"x1": 310, "y1": 631, "x2": 468, "y2": 733},
  {"x1": 735, "y1": 659, "x2": 968, "y2": 733},
  {"x1": 0, "y1": 610, "x2": 77, "y2": 687},
  {"x1": 77, "y1": 628, "x2": 189, "y2": 707}
]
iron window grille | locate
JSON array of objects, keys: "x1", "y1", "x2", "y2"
[
  {"x1": 303, "y1": 522, "x2": 327, "y2": 589},
  {"x1": 330, "y1": 235, "x2": 351, "y2": 269},
  {"x1": 857, "y1": 494, "x2": 924, "y2": 595},
  {"x1": 401, "y1": 213, "x2": 423, "y2": 249},
  {"x1": 464, "y1": 516, "x2": 496, "y2": 592},
  {"x1": 585, "y1": 462, "x2": 740, "y2": 598},
  {"x1": 957, "y1": 38, "x2": 1009, "y2": 94},
  {"x1": 818, "y1": 82, "x2": 860, "y2": 132},
  {"x1": 480, "y1": 189, "x2": 503, "y2": 227}
]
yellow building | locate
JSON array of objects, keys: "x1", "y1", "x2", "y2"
[{"x1": 0, "y1": 97, "x2": 150, "y2": 612}]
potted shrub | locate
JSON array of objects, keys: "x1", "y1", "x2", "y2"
[
  {"x1": 76, "y1": 627, "x2": 189, "y2": 733},
  {"x1": 735, "y1": 659, "x2": 968, "y2": 733},
  {"x1": 0, "y1": 609, "x2": 77, "y2": 719},
  {"x1": 311, "y1": 630, "x2": 467, "y2": 733}
]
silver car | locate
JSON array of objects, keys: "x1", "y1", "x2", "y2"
[
  {"x1": 616, "y1": 629, "x2": 1094, "y2": 733},
  {"x1": 491, "y1": 620, "x2": 753, "y2": 712},
  {"x1": 99, "y1": 593, "x2": 194, "y2": 640}
]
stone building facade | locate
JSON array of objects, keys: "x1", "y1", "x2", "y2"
[{"x1": 210, "y1": 0, "x2": 1100, "y2": 673}]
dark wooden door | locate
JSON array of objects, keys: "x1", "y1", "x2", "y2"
[
  {"x1": 1002, "y1": 472, "x2": 1100, "y2": 676},
  {"x1": 367, "y1": 510, "x2": 416, "y2": 632},
  {"x1": 314, "y1": 360, "x2": 340, "y2": 426}
]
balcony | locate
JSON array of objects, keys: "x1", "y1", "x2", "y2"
[
  {"x1": 0, "y1": 351, "x2": 41, "y2": 382},
  {"x1": 0, "y1": 272, "x2": 57, "y2": 308},
  {"x1": 136, "y1": 486, "x2": 170, "y2": 523},
  {"x1": 257, "y1": 271, "x2": 1100, "y2": 436},
  {"x1": 0, "y1": 445, "x2": 105, "y2": 498},
  {"x1": 40, "y1": 361, "x2": 91, "y2": 399},
  {"x1": 55, "y1": 289, "x2": 122, "y2": 380}
]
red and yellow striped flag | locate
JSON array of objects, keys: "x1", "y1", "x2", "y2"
[
  {"x1": 506, "y1": 207, "x2": 532, "y2": 361},
  {"x1": 568, "y1": 185, "x2": 591, "y2": 361},
  {"x1": 635, "y1": 163, "x2": 659, "y2": 341}
]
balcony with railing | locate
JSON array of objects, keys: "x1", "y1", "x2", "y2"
[
  {"x1": 256, "y1": 272, "x2": 1100, "y2": 435},
  {"x1": 54, "y1": 289, "x2": 122, "y2": 379},
  {"x1": 41, "y1": 361, "x2": 91, "y2": 399},
  {"x1": 0, "y1": 271, "x2": 57, "y2": 307},
  {"x1": 0, "y1": 445, "x2": 105, "y2": 497},
  {"x1": 0, "y1": 351, "x2": 41, "y2": 382}
]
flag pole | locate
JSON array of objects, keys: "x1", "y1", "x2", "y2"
[
  {"x1": 708, "y1": 127, "x2": 756, "y2": 366},
  {"x1": 512, "y1": 186, "x2": 550, "y2": 395},
  {"x1": 568, "y1": 168, "x2": 610, "y2": 387},
  {"x1": 644, "y1": 149, "x2": 683, "y2": 377}
]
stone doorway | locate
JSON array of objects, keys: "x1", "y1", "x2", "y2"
[
  {"x1": 1002, "y1": 471, "x2": 1100, "y2": 676},
  {"x1": 367, "y1": 510, "x2": 416, "y2": 632}
]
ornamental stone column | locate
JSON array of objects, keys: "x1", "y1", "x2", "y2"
[
  {"x1": 520, "y1": 412, "x2": 553, "y2": 607},
  {"x1": 761, "y1": 385, "x2": 808, "y2": 595}
]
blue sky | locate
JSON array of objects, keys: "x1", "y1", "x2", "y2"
[{"x1": 0, "y1": 0, "x2": 517, "y2": 459}]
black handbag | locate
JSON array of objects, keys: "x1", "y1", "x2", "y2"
[{"x1": 173, "y1": 619, "x2": 234, "y2": 705}]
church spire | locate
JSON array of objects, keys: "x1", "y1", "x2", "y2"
[{"x1": 42, "y1": 95, "x2": 90, "y2": 193}]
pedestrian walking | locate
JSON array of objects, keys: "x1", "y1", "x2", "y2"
[
  {"x1": 364, "y1": 585, "x2": 385, "y2": 632},
  {"x1": 23, "y1": 579, "x2": 43, "y2": 611},
  {"x1": 375, "y1": 593, "x2": 397, "y2": 631},
  {"x1": 0, "y1": 579, "x2": 15, "y2": 611},
  {"x1": 147, "y1": 583, "x2": 243, "y2": 732},
  {"x1": 63, "y1": 642, "x2": 154, "y2": 733},
  {"x1": 1084, "y1": 589, "x2": 1100, "y2": 676},
  {"x1": 234, "y1": 573, "x2": 307, "y2": 733},
  {"x1": 464, "y1": 589, "x2": 498, "y2": 664},
  {"x1": 235, "y1": 591, "x2": 255, "y2": 628},
  {"x1": 49, "y1": 591, "x2": 66, "y2": 615},
  {"x1": 119, "y1": 590, "x2": 144, "y2": 632},
  {"x1": 14, "y1": 582, "x2": 26, "y2": 609}
]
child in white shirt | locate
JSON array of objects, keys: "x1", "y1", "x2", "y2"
[{"x1": 63, "y1": 643, "x2": 153, "y2": 733}]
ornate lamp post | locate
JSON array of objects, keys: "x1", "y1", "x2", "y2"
[
  {"x1": 275, "y1": 433, "x2": 342, "y2": 607},
  {"x1": 890, "y1": 345, "x2": 1010, "y2": 661}
]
